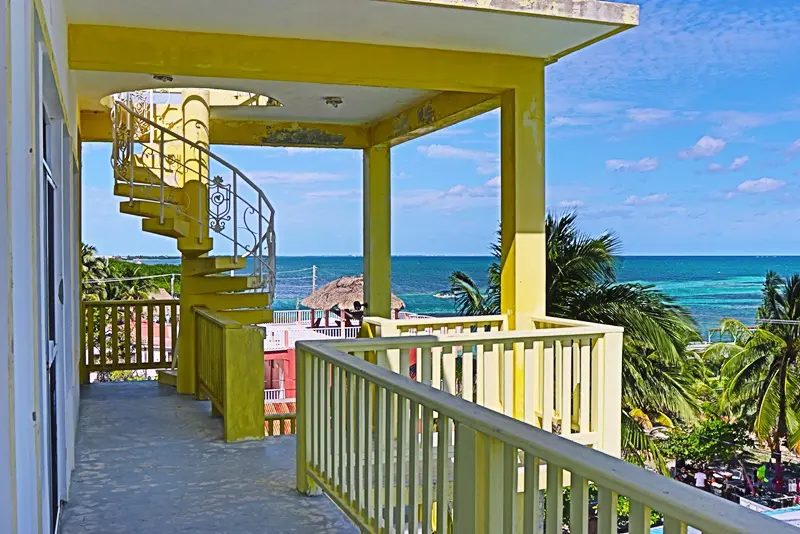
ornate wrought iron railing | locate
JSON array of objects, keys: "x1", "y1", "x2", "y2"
[{"x1": 110, "y1": 92, "x2": 276, "y2": 292}]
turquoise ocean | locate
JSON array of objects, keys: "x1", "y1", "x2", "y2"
[{"x1": 142, "y1": 256, "x2": 800, "y2": 336}]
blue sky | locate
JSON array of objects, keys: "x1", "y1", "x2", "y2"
[{"x1": 82, "y1": 0, "x2": 800, "y2": 257}]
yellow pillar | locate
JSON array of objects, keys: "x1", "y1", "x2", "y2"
[
  {"x1": 363, "y1": 145, "x2": 392, "y2": 318},
  {"x1": 177, "y1": 89, "x2": 211, "y2": 395},
  {"x1": 500, "y1": 62, "x2": 547, "y2": 418}
]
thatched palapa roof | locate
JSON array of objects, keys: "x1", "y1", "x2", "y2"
[{"x1": 301, "y1": 275, "x2": 404, "y2": 311}]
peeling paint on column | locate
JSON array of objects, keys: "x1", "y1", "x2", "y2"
[
  {"x1": 417, "y1": 102, "x2": 436, "y2": 126},
  {"x1": 522, "y1": 95, "x2": 544, "y2": 166},
  {"x1": 260, "y1": 126, "x2": 345, "y2": 147},
  {"x1": 391, "y1": 114, "x2": 409, "y2": 137}
]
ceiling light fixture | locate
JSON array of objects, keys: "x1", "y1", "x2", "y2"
[{"x1": 324, "y1": 96, "x2": 343, "y2": 109}]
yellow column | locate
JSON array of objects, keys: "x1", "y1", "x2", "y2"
[
  {"x1": 177, "y1": 89, "x2": 211, "y2": 395},
  {"x1": 500, "y1": 62, "x2": 547, "y2": 418},
  {"x1": 363, "y1": 145, "x2": 392, "y2": 318}
]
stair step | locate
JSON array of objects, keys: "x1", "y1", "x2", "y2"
[
  {"x1": 182, "y1": 275, "x2": 262, "y2": 294},
  {"x1": 120, "y1": 200, "x2": 180, "y2": 219},
  {"x1": 183, "y1": 256, "x2": 247, "y2": 277},
  {"x1": 114, "y1": 183, "x2": 183, "y2": 204},
  {"x1": 177, "y1": 235, "x2": 214, "y2": 257},
  {"x1": 142, "y1": 217, "x2": 189, "y2": 238},
  {"x1": 202, "y1": 292, "x2": 272, "y2": 311},
  {"x1": 157, "y1": 369, "x2": 177, "y2": 387},
  {"x1": 216, "y1": 309, "x2": 273, "y2": 325}
]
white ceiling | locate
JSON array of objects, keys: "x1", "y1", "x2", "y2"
[
  {"x1": 65, "y1": 0, "x2": 636, "y2": 59},
  {"x1": 74, "y1": 71, "x2": 438, "y2": 125}
]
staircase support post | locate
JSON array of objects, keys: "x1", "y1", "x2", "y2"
[{"x1": 177, "y1": 90, "x2": 212, "y2": 395}]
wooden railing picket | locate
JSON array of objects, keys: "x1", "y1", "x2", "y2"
[{"x1": 81, "y1": 299, "x2": 180, "y2": 375}]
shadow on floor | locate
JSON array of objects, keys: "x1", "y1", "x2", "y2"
[{"x1": 61, "y1": 381, "x2": 356, "y2": 534}]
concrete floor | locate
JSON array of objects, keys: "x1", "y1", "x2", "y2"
[{"x1": 61, "y1": 382, "x2": 356, "y2": 534}]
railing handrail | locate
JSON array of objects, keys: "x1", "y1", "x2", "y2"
[
  {"x1": 328, "y1": 324, "x2": 623, "y2": 352},
  {"x1": 114, "y1": 100, "x2": 276, "y2": 215},
  {"x1": 195, "y1": 307, "x2": 245, "y2": 329},
  {"x1": 297, "y1": 340, "x2": 796, "y2": 534},
  {"x1": 83, "y1": 298, "x2": 180, "y2": 306},
  {"x1": 365, "y1": 314, "x2": 507, "y2": 328}
]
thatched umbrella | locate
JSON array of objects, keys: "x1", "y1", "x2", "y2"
[{"x1": 301, "y1": 275, "x2": 404, "y2": 311}]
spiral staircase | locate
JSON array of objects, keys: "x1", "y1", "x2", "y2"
[{"x1": 110, "y1": 91, "x2": 276, "y2": 390}]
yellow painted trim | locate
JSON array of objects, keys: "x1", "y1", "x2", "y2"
[
  {"x1": 547, "y1": 24, "x2": 634, "y2": 65},
  {"x1": 212, "y1": 118, "x2": 370, "y2": 149},
  {"x1": 68, "y1": 25, "x2": 543, "y2": 93},
  {"x1": 370, "y1": 91, "x2": 499, "y2": 147},
  {"x1": 32, "y1": 0, "x2": 78, "y2": 159},
  {"x1": 78, "y1": 110, "x2": 111, "y2": 142},
  {"x1": 80, "y1": 109, "x2": 370, "y2": 148}
]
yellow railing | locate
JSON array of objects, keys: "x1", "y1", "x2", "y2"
[
  {"x1": 195, "y1": 307, "x2": 265, "y2": 442},
  {"x1": 295, "y1": 341, "x2": 796, "y2": 534},
  {"x1": 80, "y1": 299, "x2": 179, "y2": 381},
  {"x1": 330, "y1": 322, "x2": 622, "y2": 455}
]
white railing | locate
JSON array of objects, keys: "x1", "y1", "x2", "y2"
[
  {"x1": 110, "y1": 92, "x2": 276, "y2": 292},
  {"x1": 272, "y1": 309, "x2": 344, "y2": 326},
  {"x1": 263, "y1": 324, "x2": 360, "y2": 352},
  {"x1": 295, "y1": 340, "x2": 796, "y2": 534},
  {"x1": 264, "y1": 388, "x2": 288, "y2": 403}
]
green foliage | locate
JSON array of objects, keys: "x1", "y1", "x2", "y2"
[
  {"x1": 107, "y1": 258, "x2": 180, "y2": 298},
  {"x1": 561, "y1": 483, "x2": 663, "y2": 530},
  {"x1": 660, "y1": 418, "x2": 753, "y2": 465},
  {"x1": 81, "y1": 243, "x2": 110, "y2": 300},
  {"x1": 710, "y1": 272, "x2": 800, "y2": 457},
  {"x1": 448, "y1": 213, "x2": 701, "y2": 469}
]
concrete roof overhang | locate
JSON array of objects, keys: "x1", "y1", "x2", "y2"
[{"x1": 68, "y1": 0, "x2": 638, "y2": 145}]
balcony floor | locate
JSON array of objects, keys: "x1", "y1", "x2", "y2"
[{"x1": 61, "y1": 381, "x2": 356, "y2": 534}]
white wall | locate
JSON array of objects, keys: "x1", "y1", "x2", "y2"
[{"x1": 1, "y1": 1, "x2": 80, "y2": 532}]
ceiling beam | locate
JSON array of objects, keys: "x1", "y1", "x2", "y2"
[
  {"x1": 68, "y1": 24, "x2": 540, "y2": 93},
  {"x1": 79, "y1": 109, "x2": 369, "y2": 148},
  {"x1": 370, "y1": 91, "x2": 500, "y2": 147}
]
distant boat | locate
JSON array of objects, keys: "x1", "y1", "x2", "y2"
[{"x1": 434, "y1": 290, "x2": 456, "y2": 299}]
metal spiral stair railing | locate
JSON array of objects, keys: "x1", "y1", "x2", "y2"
[{"x1": 109, "y1": 94, "x2": 276, "y2": 294}]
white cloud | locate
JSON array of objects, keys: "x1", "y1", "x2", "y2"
[
  {"x1": 788, "y1": 139, "x2": 800, "y2": 157},
  {"x1": 605, "y1": 157, "x2": 659, "y2": 173},
  {"x1": 485, "y1": 176, "x2": 500, "y2": 189},
  {"x1": 249, "y1": 171, "x2": 342, "y2": 184},
  {"x1": 679, "y1": 136, "x2": 727, "y2": 159},
  {"x1": 626, "y1": 108, "x2": 675, "y2": 124},
  {"x1": 559, "y1": 200, "x2": 585, "y2": 208},
  {"x1": 737, "y1": 178, "x2": 786, "y2": 193},
  {"x1": 708, "y1": 156, "x2": 750, "y2": 173},
  {"x1": 417, "y1": 144, "x2": 493, "y2": 161},
  {"x1": 729, "y1": 156, "x2": 750, "y2": 170},
  {"x1": 549, "y1": 116, "x2": 603, "y2": 128},
  {"x1": 709, "y1": 110, "x2": 800, "y2": 137},
  {"x1": 305, "y1": 189, "x2": 358, "y2": 199},
  {"x1": 395, "y1": 177, "x2": 500, "y2": 211},
  {"x1": 417, "y1": 144, "x2": 499, "y2": 175},
  {"x1": 283, "y1": 147, "x2": 327, "y2": 156},
  {"x1": 623, "y1": 194, "x2": 668, "y2": 206}
]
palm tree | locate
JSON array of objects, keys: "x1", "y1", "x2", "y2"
[
  {"x1": 81, "y1": 243, "x2": 109, "y2": 300},
  {"x1": 708, "y1": 272, "x2": 800, "y2": 479},
  {"x1": 449, "y1": 213, "x2": 700, "y2": 470},
  {"x1": 105, "y1": 265, "x2": 158, "y2": 301}
]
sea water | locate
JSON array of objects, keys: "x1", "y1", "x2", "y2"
[{"x1": 142, "y1": 256, "x2": 800, "y2": 335}]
